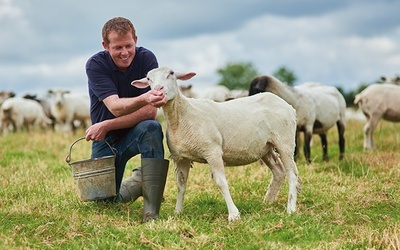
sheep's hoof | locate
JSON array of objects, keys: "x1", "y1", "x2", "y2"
[
  {"x1": 228, "y1": 213, "x2": 241, "y2": 222},
  {"x1": 287, "y1": 206, "x2": 296, "y2": 214}
]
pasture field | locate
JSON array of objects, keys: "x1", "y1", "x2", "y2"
[{"x1": 0, "y1": 120, "x2": 399, "y2": 249}]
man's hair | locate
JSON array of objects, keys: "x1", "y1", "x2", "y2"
[{"x1": 102, "y1": 17, "x2": 136, "y2": 44}]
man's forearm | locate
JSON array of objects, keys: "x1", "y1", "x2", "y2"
[{"x1": 102, "y1": 105, "x2": 158, "y2": 131}]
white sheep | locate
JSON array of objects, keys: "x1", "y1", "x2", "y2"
[
  {"x1": 354, "y1": 83, "x2": 400, "y2": 150},
  {"x1": 23, "y1": 94, "x2": 55, "y2": 129},
  {"x1": 249, "y1": 76, "x2": 346, "y2": 163},
  {"x1": 179, "y1": 85, "x2": 232, "y2": 102},
  {"x1": 0, "y1": 97, "x2": 53, "y2": 133},
  {"x1": 48, "y1": 89, "x2": 91, "y2": 133},
  {"x1": 381, "y1": 76, "x2": 400, "y2": 85},
  {"x1": 132, "y1": 67, "x2": 300, "y2": 222},
  {"x1": 345, "y1": 107, "x2": 366, "y2": 122},
  {"x1": 227, "y1": 89, "x2": 249, "y2": 100},
  {"x1": 0, "y1": 91, "x2": 15, "y2": 106}
]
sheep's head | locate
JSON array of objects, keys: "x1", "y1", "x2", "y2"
[
  {"x1": 249, "y1": 76, "x2": 282, "y2": 96},
  {"x1": 48, "y1": 89, "x2": 70, "y2": 107},
  {"x1": 131, "y1": 66, "x2": 196, "y2": 101}
]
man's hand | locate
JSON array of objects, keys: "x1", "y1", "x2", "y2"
[
  {"x1": 145, "y1": 89, "x2": 167, "y2": 108},
  {"x1": 85, "y1": 121, "x2": 109, "y2": 141}
]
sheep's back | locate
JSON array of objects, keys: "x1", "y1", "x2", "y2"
[
  {"x1": 167, "y1": 92, "x2": 296, "y2": 166},
  {"x1": 296, "y1": 85, "x2": 346, "y2": 131},
  {"x1": 357, "y1": 84, "x2": 400, "y2": 121}
]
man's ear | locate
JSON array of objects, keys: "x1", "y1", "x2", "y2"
[{"x1": 102, "y1": 41, "x2": 109, "y2": 51}]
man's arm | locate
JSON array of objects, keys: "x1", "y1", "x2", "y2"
[
  {"x1": 85, "y1": 104, "x2": 158, "y2": 141},
  {"x1": 103, "y1": 89, "x2": 166, "y2": 117}
]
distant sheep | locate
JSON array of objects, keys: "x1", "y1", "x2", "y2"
[
  {"x1": 345, "y1": 107, "x2": 366, "y2": 122},
  {"x1": 48, "y1": 89, "x2": 91, "y2": 132},
  {"x1": 227, "y1": 89, "x2": 249, "y2": 100},
  {"x1": 249, "y1": 76, "x2": 346, "y2": 163},
  {"x1": 354, "y1": 83, "x2": 400, "y2": 150},
  {"x1": 132, "y1": 67, "x2": 300, "y2": 222},
  {"x1": 381, "y1": 76, "x2": 400, "y2": 85},
  {"x1": 179, "y1": 85, "x2": 247, "y2": 102},
  {"x1": 0, "y1": 91, "x2": 15, "y2": 106},
  {"x1": 23, "y1": 94, "x2": 55, "y2": 129},
  {"x1": 1, "y1": 97, "x2": 52, "y2": 133}
]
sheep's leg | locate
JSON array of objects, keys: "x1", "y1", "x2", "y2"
[
  {"x1": 364, "y1": 114, "x2": 380, "y2": 150},
  {"x1": 303, "y1": 130, "x2": 313, "y2": 164},
  {"x1": 174, "y1": 159, "x2": 191, "y2": 215},
  {"x1": 319, "y1": 133, "x2": 328, "y2": 161},
  {"x1": 208, "y1": 157, "x2": 240, "y2": 222},
  {"x1": 262, "y1": 149, "x2": 285, "y2": 203},
  {"x1": 294, "y1": 130, "x2": 301, "y2": 160},
  {"x1": 336, "y1": 120, "x2": 345, "y2": 160},
  {"x1": 15, "y1": 116, "x2": 23, "y2": 132},
  {"x1": 279, "y1": 151, "x2": 299, "y2": 214}
]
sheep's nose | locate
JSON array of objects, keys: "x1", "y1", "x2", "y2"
[{"x1": 154, "y1": 85, "x2": 164, "y2": 91}]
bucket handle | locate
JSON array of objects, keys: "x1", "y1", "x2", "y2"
[{"x1": 65, "y1": 137, "x2": 117, "y2": 164}]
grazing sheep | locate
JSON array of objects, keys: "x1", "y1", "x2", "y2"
[
  {"x1": 48, "y1": 89, "x2": 91, "y2": 133},
  {"x1": 345, "y1": 107, "x2": 366, "y2": 122},
  {"x1": 354, "y1": 83, "x2": 400, "y2": 150},
  {"x1": 179, "y1": 85, "x2": 232, "y2": 102},
  {"x1": 132, "y1": 67, "x2": 300, "y2": 222},
  {"x1": 227, "y1": 89, "x2": 249, "y2": 100},
  {"x1": 0, "y1": 97, "x2": 53, "y2": 133},
  {"x1": 23, "y1": 94, "x2": 55, "y2": 129},
  {"x1": 200, "y1": 85, "x2": 232, "y2": 102},
  {"x1": 0, "y1": 91, "x2": 15, "y2": 106},
  {"x1": 179, "y1": 84, "x2": 195, "y2": 98},
  {"x1": 249, "y1": 76, "x2": 346, "y2": 163},
  {"x1": 381, "y1": 76, "x2": 400, "y2": 85}
]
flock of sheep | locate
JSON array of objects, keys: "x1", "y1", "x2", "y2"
[
  {"x1": 0, "y1": 89, "x2": 90, "y2": 134},
  {"x1": 0, "y1": 69, "x2": 399, "y2": 221}
]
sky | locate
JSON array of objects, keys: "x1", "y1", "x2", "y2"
[{"x1": 1, "y1": 0, "x2": 400, "y2": 97}]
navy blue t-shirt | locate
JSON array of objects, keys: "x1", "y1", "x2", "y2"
[{"x1": 86, "y1": 46, "x2": 158, "y2": 136}]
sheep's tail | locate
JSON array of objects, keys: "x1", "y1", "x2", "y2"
[{"x1": 354, "y1": 94, "x2": 362, "y2": 105}]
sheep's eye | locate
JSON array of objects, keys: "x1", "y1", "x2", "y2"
[{"x1": 167, "y1": 70, "x2": 174, "y2": 79}]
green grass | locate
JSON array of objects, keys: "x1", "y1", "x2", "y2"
[{"x1": 1, "y1": 120, "x2": 399, "y2": 249}]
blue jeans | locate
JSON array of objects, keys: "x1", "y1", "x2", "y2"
[{"x1": 91, "y1": 120, "x2": 165, "y2": 194}]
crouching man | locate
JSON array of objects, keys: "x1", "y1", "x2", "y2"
[{"x1": 85, "y1": 17, "x2": 169, "y2": 222}]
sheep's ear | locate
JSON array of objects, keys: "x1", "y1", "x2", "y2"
[
  {"x1": 131, "y1": 78, "x2": 149, "y2": 89},
  {"x1": 176, "y1": 72, "x2": 196, "y2": 81}
]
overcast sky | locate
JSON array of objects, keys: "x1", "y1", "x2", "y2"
[{"x1": 1, "y1": 0, "x2": 400, "y2": 97}]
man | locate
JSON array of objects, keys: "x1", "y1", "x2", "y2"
[{"x1": 85, "y1": 17, "x2": 169, "y2": 222}]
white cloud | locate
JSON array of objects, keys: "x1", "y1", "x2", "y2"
[
  {"x1": 0, "y1": 0, "x2": 399, "y2": 95},
  {"x1": 19, "y1": 56, "x2": 88, "y2": 78},
  {"x1": 0, "y1": 0, "x2": 23, "y2": 18}
]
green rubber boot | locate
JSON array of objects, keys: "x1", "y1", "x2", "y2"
[
  {"x1": 141, "y1": 158, "x2": 169, "y2": 223},
  {"x1": 119, "y1": 167, "x2": 142, "y2": 203}
]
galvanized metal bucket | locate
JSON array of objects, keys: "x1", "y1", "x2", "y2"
[{"x1": 65, "y1": 137, "x2": 117, "y2": 201}]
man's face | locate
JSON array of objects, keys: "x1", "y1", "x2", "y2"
[{"x1": 102, "y1": 30, "x2": 137, "y2": 72}]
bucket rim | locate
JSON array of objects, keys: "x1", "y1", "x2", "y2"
[
  {"x1": 69, "y1": 155, "x2": 116, "y2": 166},
  {"x1": 65, "y1": 137, "x2": 117, "y2": 164}
]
